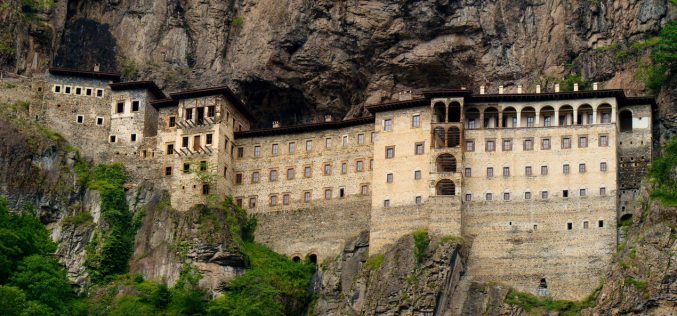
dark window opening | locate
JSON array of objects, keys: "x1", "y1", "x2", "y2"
[
  {"x1": 308, "y1": 254, "x2": 317, "y2": 265},
  {"x1": 207, "y1": 106, "x2": 215, "y2": 117},
  {"x1": 563, "y1": 190, "x2": 569, "y2": 198},
  {"x1": 292, "y1": 256, "x2": 301, "y2": 263},
  {"x1": 619, "y1": 110, "x2": 633, "y2": 132},
  {"x1": 165, "y1": 167, "x2": 172, "y2": 176},
  {"x1": 206, "y1": 134, "x2": 213, "y2": 145},
  {"x1": 436, "y1": 179, "x2": 456, "y2": 196},
  {"x1": 169, "y1": 116, "x2": 176, "y2": 127},
  {"x1": 116, "y1": 102, "x2": 124, "y2": 113},
  {"x1": 132, "y1": 100, "x2": 140, "y2": 112},
  {"x1": 567, "y1": 222, "x2": 573, "y2": 230},
  {"x1": 339, "y1": 188, "x2": 345, "y2": 198},
  {"x1": 186, "y1": 108, "x2": 193, "y2": 120},
  {"x1": 539, "y1": 278, "x2": 548, "y2": 289},
  {"x1": 448, "y1": 102, "x2": 461, "y2": 122},
  {"x1": 183, "y1": 163, "x2": 190, "y2": 173},
  {"x1": 202, "y1": 184, "x2": 210, "y2": 195},
  {"x1": 200, "y1": 161, "x2": 207, "y2": 171},
  {"x1": 197, "y1": 107, "x2": 205, "y2": 124},
  {"x1": 131, "y1": 134, "x2": 137, "y2": 142},
  {"x1": 436, "y1": 154, "x2": 457, "y2": 172}
]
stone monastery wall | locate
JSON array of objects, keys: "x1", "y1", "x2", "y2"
[{"x1": 22, "y1": 68, "x2": 656, "y2": 300}]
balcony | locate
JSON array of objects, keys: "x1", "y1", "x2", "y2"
[
  {"x1": 176, "y1": 116, "x2": 218, "y2": 129},
  {"x1": 175, "y1": 145, "x2": 214, "y2": 157}
]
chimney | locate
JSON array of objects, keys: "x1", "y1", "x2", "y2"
[
  {"x1": 272, "y1": 121, "x2": 280, "y2": 128},
  {"x1": 593, "y1": 82, "x2": 598, "y2": 90},
  {"x1": 480, "y1": 86, "x2": 485, "y2": 95},
  {"x1": 93, "y1": 63, "x2": 100, "y2": 72},
  {"x1": 554, "y1": 84, "x2": 560, "y2": 92},
  {"x1": 573, "y1": 83, "x2": 579, "y2": 91},
  {"x1": 536, "y1": 85, "x2": 541, "y2": 94},
  {"x1": 398, "y1": 90, "x2": 413, "y2": 101},
  {"x1": 498, "y1": 85, "x2": 504, "y2": 94},
  {"x1": 324, "y1": 114, "x2": 333, "y2": 122},
  {"x1": 517, "y1": 85, "x2": 523, "y2": 94}
]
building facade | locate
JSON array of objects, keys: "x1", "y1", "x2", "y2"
[{"x1": 30, "y1": 68, "x2": 654, "y2": 300}]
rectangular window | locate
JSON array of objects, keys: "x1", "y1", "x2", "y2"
[
  {"x1": 527, "y1": 116, "x2": 534, "y2": 127},
  {"x1": 414, "y1": 170, "x2": 421, "y2": 180},
  {"x1": 289, "y1": 142, "x2": 296, "y2": 154},
  {"x1": 386, "y1": 173, "x2": 393, "y2": 183},
  {"x1": 200, "y1": 161, "x2": 207, "y2": 171},
  {"x1": 383, "y1": 199, "x2": 390, "y2": 207},
  {"x1": 116, "y1": 102, "x2": 124, "y2": 113},
  {"x1": 503, "y1": 192, "x2": 510, "y2": 201},
  {"x1": 109, "y1": 135, "x2": 117, "y2": 143},
  {"x1": 167, "y1": 144, "x2": 174, "y2": 155},
  {"x1": 579, "y1": 163, "x2": 586, "y2": 173},
  {"x1": 202, "y1": 184, "x2": 210, "y2": 195},
  {"x1": 466, "y1": 140, "x2": 475, "y2": 152},
  {"x1": 465, "y1": 194, "x2": 472, "y2": 201},
  {"x1": 415, "y1": 142, "x2": 424, "y2": 155},
  {"x1": 599, "y1": 135, "x2": 609, "y2": 147},
  {"x1": 254, "y1": 146, "x2": 261, "y2": 157},
  {"x1": 272, "y1": 144, "x2": 279, "y2": 155},
  {"x1": 563, "y1": 190, "x2": 569, "y2": 198},
  {"x1": 486, "y1": 140, "x2": 495, "y2": 152},
  {"x1": 165, "y1": 166, "x2": 172, "y2": 176},
  {"x1": 541, "y1": 165, "x2": 548, "y2": 175},
  {"x1": 525, "y1": 166, "x2": 532, "y2": 176},
  {"x1": 371, "y1": 132, "x2": 376, "y2": 143},
  {"x1": 598, "y1": 220, "x2": 604, "y2": 228},
  {"x1": 183, "y1": 163, "x2": 190, "y2": 173},
  {"x1": 583, "y1": 221, "x2": 589, "y2": 229},
  {"x1": 236, "y1": 198, "x2": 243, "y2": 207},
  {"x1": 96, "y1": 89, "x2": 104, "y2": 97},
  {"x1": 567, "y1": 222, "x2": 573, "y2": 230},
  {"x1": 541, "y1": 191, "x2": 549, "y2": 199},
  {"x1": 524, "y1": 192, "x2": 532, "y2": 200},
  {"x1": 324, "y1": 164, "x2": 332, "y2": 175},
  {"x1": 600, "y1": 162, "x2": 607, "y2": 172},
  {"x1": 131, "y1": 134, "x2": 137, "y2": 142},
  {"x1": 75, "y1": 87, "x2": 82, "y2": 95},
  {"x1": 325, "y1": 189, "x2": 332, "y2": 200},
  {"x1": 342, "y1": 135, "x2": 348, "y2": 146},
  {"x1": 169, "y1": 116, "x2": 176, "y2": 127},
  {"x1": 270, "y1": 195, "x2": 278, "y2": 206},
  {"x1": 235, "y1": 173, "x2": 243, "y2": 184},
  {"x1": 485, "y1": 193, "x2": 493, "y2": 201},
  {"x1": 361, "y1": 185, "x2": 368, "y2": 195},
  {"x1": 237, "y1": 147, "x2": 244, "y2": 158},
  {"x1": 54, "y1": 85, "x2": 62, "y2": 93},
  {"x1": 357, "y1": 133, "x2": 365, "y2": 144},
  {"x1": 487, "y1": 167, "x2": 494, "y2": 177},
  {"x1": 370, "y1": 159, "x2": 374, "y2": 170},
  {"x1": 544, "y1": 116, "x2": 551, "y2": 127},
  {"x1": 523, "y1": 138, "x2": 533, "y2": 151},
  {"x1": 283, "y1": 194, "x2": 290, "y2": 205},
  {"x1": 468, "y1": 119, "x2": 476, "y2": 129},
  {"x1": 287, "y1": 168, "x2": 295, "y2": 180},
  {"x1": 304, "y1": 166, "x2": 312, "y2": 178},
  {"x1": 385, "y1": 146, "x2": 395, "y2": 159},
  {"x1": 563, "y1": 164, "x2": 570, "y2": 175},
  {"x1": 415, "y1": 196, "x2": 422, "y2": 204},
  {"x1": 578, "y1": 136, "x2": 588, "y2": 148},
  {"x1": 502, "y1": 139, "x2": 512, "y2": 151},
  {"x1": 132, "y1": 100, "x2": 140, "y2": 112},
  {"x1": 562, "y1": 137, "x2": 571, "y2": 149},
  {"x1": 412, "y1": 114, "x2": 420, "y2": 128},
  {"x1": 464, "y1": 168, "x2": 471, "y2": 177},
  {"x1": 64, "y1": 86, "x2": 72, "y2": 94},
  {"x1": 541, "y1": 138, "x2": 551, "y2": 150},
  {"x1": 325, "y1": 138, "x2": 332, "y2": 149},
  {"x1": 503, "y1": 167, "x2": 510, "y2": 177},
  {"x1": 206, "y1": 134, "x2": 213, "y2": 145},
  {"x1": 342, "y1": 163, "x2": 348, "y2": 174},
  {"x1": 185, "y1": 108, "x2": 193, "y2": 120},
  {"x1": 356, "y1": 160, "x2": 364, "y2": 172},
  {"x1": 97, "y1": 117, "x2": 104, "y2": 126},
  {"x1": 580, "y1": 189, "x2": 587, "y2": 197},
  {"x1": 249, "y1": 197, "x2": 257, "y2": 208},
  {"x1": 306, "y1": 140, "x2": 313, "y2": 151},
  {"x1": 270, "y1": 170, "x2": 278, "y2": 182},
  {"x1": 600, "y1": 187, "x2": 606, "y2": 195},
  {"x1": 207, "y1": 106, "x2": 215, "y2": 117},
  {"x1": 304, "y1": 192, "x2": 311, "y2": 203},
  {"x1": 76, "y1": 115, "x2": 84, "y2": 124},
  {"x1": 182, "y1": 137, "x2": 189, "y2": 148},
  {"x1": 384, "y1": 119, "x2": 392, "y2": 131}
]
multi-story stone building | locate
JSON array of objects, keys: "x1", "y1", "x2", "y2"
[{"x1": 30, "y1": 67, "x2": 655, "y2": 300}]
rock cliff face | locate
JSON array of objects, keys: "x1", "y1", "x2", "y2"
[{"x1": 2, "y1": 0, "x2": 675, "y2": 127}]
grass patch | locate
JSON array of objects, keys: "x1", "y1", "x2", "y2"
[
  {"x1": 648, "y1": 138, "x2": 677, "y2": 206},
  {"x1": 624, "y1": 276, "x2": 648, "y2": 291},
  {"x1": 412, "y1": 229, "x2": 430, "y2": 265},
  {"x1": 365, "y1": 254, "x2": 384, "y2": 271},
  {"x1": 62, "y1": 212, "x2": 93, "y2": 227},
  {"x1": 440, "y1": 235, "x2": 464, "y2": 246},
  {"x1": 505, "y1": 283, "x2": 601, "y2": 315}
]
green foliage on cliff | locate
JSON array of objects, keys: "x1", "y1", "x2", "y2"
[
  {"x1": 648, "y1": 138, "x2": 677, "y2": 206},
  {"x1": 558, "y1": 74, "x2": 591, "y2": 92},
  {"x1": 412, "y1": 229, "x2": 430, "y2": 265},
  {"x1": 641, "y1": 20, "x2": 677, "y2": 93},
  {"x1": 365, "y1": 254, "x2": 385, "y2": 270},
  {"x1": 505, "y1": 283, "x2": 601, "y2": 316}
]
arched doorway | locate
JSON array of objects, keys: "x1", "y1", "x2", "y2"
[
  {"x1": 308, "y1": 254, "x2": 318, "y2": 265},
  {"x1": 436, "y1": 154, "x2": 457, "y2": 172},
  {"x1": 448, "y1": 101, "x2": 461, "y2": 122},
  {"x1": 436, "y1": 179, "x2": 456, "y2": 196}
]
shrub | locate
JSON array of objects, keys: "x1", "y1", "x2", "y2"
[
  {"x1": 412, "y1": 229, "x2": 430, "y2": 265},
  {"x1": 365, "y1": 254, "x2": 384, "y2": 271},
  {"x1": 648, "y1": 138, "x2": 677, "y2": 206},
  {"x1": 624, "y1": 276, "x2": 648, "y2": 291},
  {"x1": 62, "y1": 212, "x2": 93, "y2": 226}
]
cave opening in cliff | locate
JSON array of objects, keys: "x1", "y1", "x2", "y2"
[{"x1": 238, "y1": 80, "x2": 314, "y2": 129}]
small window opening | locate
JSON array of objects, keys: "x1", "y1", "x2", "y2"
[
  {"x1": 308, "y1": 254, "x2": 317, "y2": 265},
  {"x1": 292, "y1": 256, "x2": 301, "y2": 263},
  {"x1": 339, "y1": 188, "x2": 345, "y2": 198},
  {"x1": 567, "y1": 222, "x2": 573, "y2": 230}
]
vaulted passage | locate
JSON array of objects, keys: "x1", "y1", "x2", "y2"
[
  {"x1": 436, "y1": 179, "x2": 456, "y2": 196},
  {"x1": 436, "y1": 154, "x2": 457, "y2": 172}
]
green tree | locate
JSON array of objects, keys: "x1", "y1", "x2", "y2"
[
  {"x1": 0, "y1": 285, "x2": 27, "y2": 316},
  {"x1": 9, "y1": 255, "x2": 73, "y2": 314}
]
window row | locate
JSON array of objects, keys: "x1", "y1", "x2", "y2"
[
  {"x1": 114, "y1": 100, "x2": 141, "y2": 114},
  {"x1": 464, "y1": 162, "x2": 609, "y2": 178},
  {"x1": 463, "y1": 187, "x2": 608, "y2": 202},
  {"x1": 381, "y1": 113, "x2": 423, "y2": 131},
  {"x1": 465, "y1": 134, "x2": 609, "y2": 152},
  {"x1": 235, "y1": 160, "x2": 374, "y2": 184},
  {"x1": 52, "y1": 84, "x2": 104, "y2": 98},
  {"x1": 109, "y1": 133, "x2": 140, "y2": 143},
  {"x1": 165, "y1": 133, "x2": 214, "y2": 154},
  {"x1": 74, "y1": 115, "x2": 105, "y2": 126},
  {"x1": 240, "y1": 133, "x2": 376, "y2": 158},
  {"x1": 164, "y1": 160, "x2": 210, "y2": 176},
  {"x1": 566, "y1": 220, "x2": 606, "y2": 230},
  {"x1": 236, "y1": 184, "x2": 370, "y2": 208}
]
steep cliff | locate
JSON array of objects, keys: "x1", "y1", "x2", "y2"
[{"x1": 2, "y1": 0, "x2": 675, "y2": 127}]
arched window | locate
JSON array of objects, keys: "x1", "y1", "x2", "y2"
[
  {"x1": 433, "y1": 102, "x2": 446, "y2": 123},
  {"x1": 436, "y1": 154, "x2": 457, "y2": 172},
  {"x1": 597, "y1": 104, "x2": 612, "y2": 124},
  {"x1": 446, "y1": 127, "x2": 460, "y2": 147},
  {"x1": 465, "y1": 108, "x2": 480, "y2": 129},
  {"x1": 308, "y1": 254, "x2": 318, "y2": 265},
  {"x1": 436, "y1": 179, "x2": 456, "y2": 196},
  {"x1": 502, "y1": 107, "x2": 517, "y2": 128},
  {"x1": 619, "y1": 110, "x2": 632, "y2": 132},
  {"x1": 448, "y1": 101, "x2": 461, "y2": 122},
  {"x1": 540, "y1": 106, "x2": 555, "y2": 127},
  {"x1": 577, "y1": 104, "x2": 593, "y2": 125},
  {"x1": 433, "y1": 127, "x2": 446, "y2": 148},
  {"x1": 559, "y1": 105, "x2": 574, "y2": 126},
  {"x1": 521, "y1": 107, "x2": 536, "y2": 127},
  {"x1": 539, "y1": 278, "x2": 548, "y2": 289},
  {"x1": 292, "y1": 256, "x2": 301, "y2": 262},
  {"x1": 484, "y1": 107, "x2": 499, "y2": 128}
]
